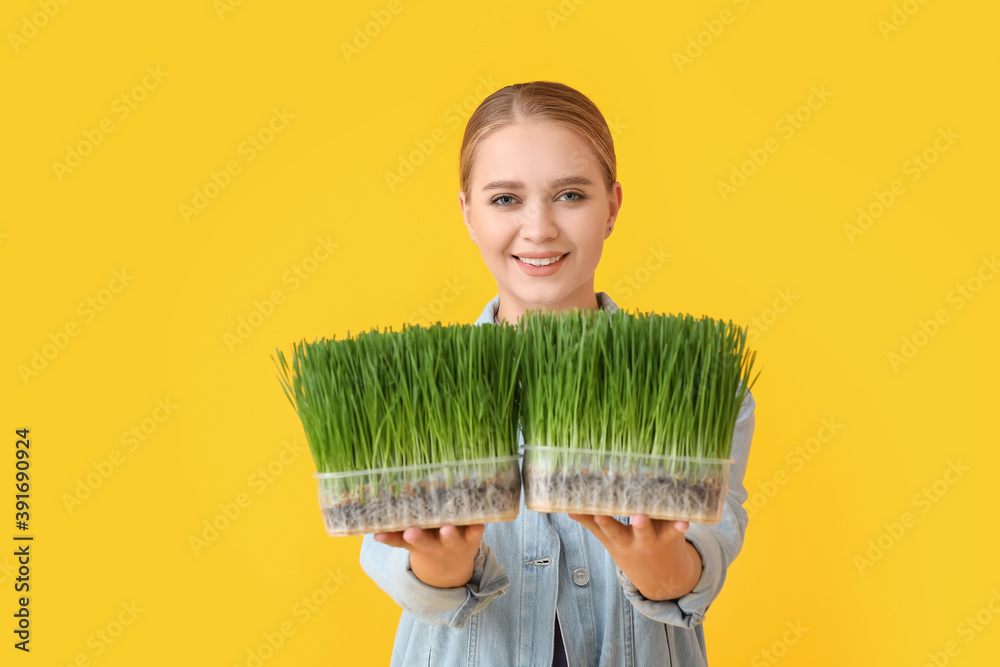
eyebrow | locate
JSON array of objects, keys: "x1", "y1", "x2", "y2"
[{"x1": 481, "y1": 176, "x2": 594, "y2": 191}]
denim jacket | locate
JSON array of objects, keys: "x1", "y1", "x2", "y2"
[{"x1": 360, "y1": 292, "x2": 756, "y2": 666}]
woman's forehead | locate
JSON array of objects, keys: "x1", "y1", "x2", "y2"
[{"x1": 472, "y1": 124, "x2": 599, "y2": 187}]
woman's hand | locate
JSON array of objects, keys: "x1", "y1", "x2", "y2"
[
  {"x1": 373, "y1": 524, "x2": 485, "y2": 589},
  {"x1": 568, "y1": 513, "x2": 702, "y2": 601}
]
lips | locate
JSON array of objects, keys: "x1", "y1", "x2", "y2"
[{"x1": 513, "y1": 251, "x2": 569, "y2": 259}]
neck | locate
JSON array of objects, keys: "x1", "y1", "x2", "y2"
[{"x1": 495, "y1": 287, "x2": 601, "y2": 325}]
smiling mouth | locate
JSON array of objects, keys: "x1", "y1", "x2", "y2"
[{"x1": 514, "y1": 253, "x2": 568, "y2": 267}]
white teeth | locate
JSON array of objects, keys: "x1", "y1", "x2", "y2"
[{"x1": 517, "y1": 254, "x2": 565, "y2": 266}]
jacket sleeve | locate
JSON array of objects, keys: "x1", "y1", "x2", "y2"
[
  {"x1": 617, "y1": 389, "x2": 756, "y2": 627},
  {"x1": 359, "y1": 533, "x2": 510, "y2": 629}
]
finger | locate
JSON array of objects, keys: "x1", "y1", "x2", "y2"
[
  {"x1": 402, "y1": 526, "x2": 438, "y2": 550},
  {"x1": 656, "y1": 519, "x2": 689, "y2": 536},
  {"x1": 593, "y1": 514, "x2": 630, "y2": 544},
  {"x1": 373, "y1": 531, "x2": 408, "y2": 549},
  {"x1": 568, "y1": 513, "x2": 606, "y2": 541},
  {"x1": 631, "y1": 514, "x2": 659, "y2": 544},
  {"x1": 438, "y1": 524, "x2": 463, "y2": 546},
  {"x1": 462, "y1": 523, "x2": 486, "y2": 543}
]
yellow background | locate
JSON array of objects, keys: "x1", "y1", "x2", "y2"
[{"x1": 3, "y1": 0, "x2": 998, "y2": 665}]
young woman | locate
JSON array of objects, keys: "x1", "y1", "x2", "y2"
[{"x1": 360, "y1": 81, "x2": 756, "y2": 666}]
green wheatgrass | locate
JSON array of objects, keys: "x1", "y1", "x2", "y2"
[
  {"x1": 518, "y1": 308, "x2": 759, "y2": 464},
  {"x1": 273, "y1": 321, "x2": 523, "y2": 477}
]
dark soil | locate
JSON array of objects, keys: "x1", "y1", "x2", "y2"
[
  {"x1": 523, "y1": 466, "x2": 726, "y2": 523},
  {"x1": 320, "y1": 471, "x2": 521, "y2": 536}
]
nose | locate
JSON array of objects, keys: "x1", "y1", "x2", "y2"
[{"x1": 517, "y1": 198, "x2": 558, "y2": 242}]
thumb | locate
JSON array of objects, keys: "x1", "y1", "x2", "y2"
[
  {"x1": 464, "y1": 523, "x2": 485, "y2": 542},
  {"x1": 669, "y1": 520, "x2": 690, "y2": 533}
]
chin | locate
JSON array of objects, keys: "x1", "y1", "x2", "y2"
[{"x1": 511, "y1": 284, "x2": 573, "y2": 305}]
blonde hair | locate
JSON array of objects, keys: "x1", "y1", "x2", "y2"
[{"x1": 458, "y1": 81, "x2": 617, "y2": 195}]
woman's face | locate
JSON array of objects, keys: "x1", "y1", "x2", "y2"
[{"x1": 459, "y1": 122, "x2": 622, "y2": 322}]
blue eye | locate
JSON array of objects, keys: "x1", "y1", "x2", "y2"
[
  {"x1": 562, "y1": 191, "x2": 587, "y2": 202},
  {"x1": 490, "y1": 195, "x2": 515, "y2": 207}
]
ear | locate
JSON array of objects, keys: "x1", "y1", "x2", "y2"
[
  {"x1": 605, "y1": 181, "x2": 623, "y2": 239},
  {"x1": 459, "y1": 190, "x2": 478, "y2": 244}
]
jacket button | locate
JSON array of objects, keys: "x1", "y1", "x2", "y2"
[{"x1": 572, "y1": 568, "x2": 590, "y2": 586}]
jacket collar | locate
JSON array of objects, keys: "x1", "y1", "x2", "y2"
[{"x1": 474, "y1": 292, "x2": 620, "y2": 326}]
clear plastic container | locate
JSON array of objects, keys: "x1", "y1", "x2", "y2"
[
  {"x1": 314, "y1": 456, "x2": 521, "y2": 537},
  {"x1": 522, "y1": 446, "x2": 732, "y2": 523}
]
